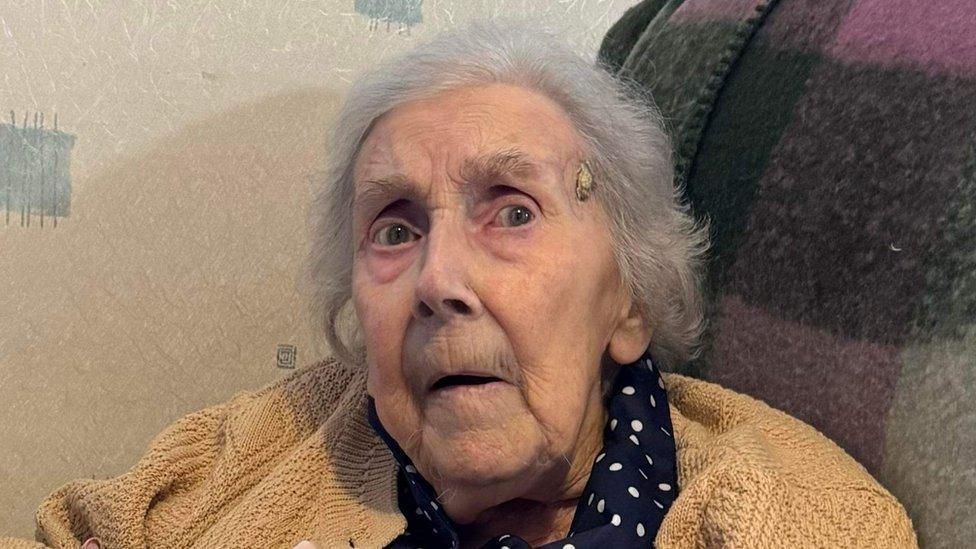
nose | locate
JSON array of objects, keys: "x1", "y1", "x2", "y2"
[{"x1": 412, "y1": 221, "x2": 483, "y2": 322}]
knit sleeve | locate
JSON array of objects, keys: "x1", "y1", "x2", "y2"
[
  {"x1": 26, "y1": 391, "x2": 248, "y2": 548},
  {"x1": 659, "y1": 373, "x2": 919, "y2": 548},
  {"x1": 0, "y1": 538, "x2": 49, "y2": 548},
  {"x1": 7, "y1": 357, "x2": 357, "y2": 549}
]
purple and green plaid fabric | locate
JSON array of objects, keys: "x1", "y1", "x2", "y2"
[{"x1": 599, "y1": 1, "x2": 976, "y2": 547}]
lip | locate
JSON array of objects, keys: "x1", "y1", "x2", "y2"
[
  {"x1": 425, "y1": 370, "x2": 509, "y2": 393},
  {"x1": 430, "y1": 377, "x2": 507, "y2": 394}
]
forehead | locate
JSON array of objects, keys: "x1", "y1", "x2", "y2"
[{"x1": 353, "y1": 83, "x2": 580, "y2": 181}]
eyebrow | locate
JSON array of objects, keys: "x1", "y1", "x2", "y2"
[
  {"x1": 459, "y1": 146, "x2": 541, "y2": 186},
  {"x1": 353, "y1": 146, "x2": 543, "y2": 212}
]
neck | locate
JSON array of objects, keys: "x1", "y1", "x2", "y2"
[
  {"x1": 456, "y1": 497, "x2": 580, "y2": 548},
  {"x1": 445, "y1": 390, "x2": 608, "y2": 547}
]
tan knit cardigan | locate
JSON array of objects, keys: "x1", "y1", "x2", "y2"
[{"x1": 1, "y1": 358, "x2": 917, "y2": 548}]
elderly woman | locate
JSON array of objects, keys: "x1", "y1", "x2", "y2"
[{"x1": 4, "y1": 19, "x2": 916, "y2": 549}]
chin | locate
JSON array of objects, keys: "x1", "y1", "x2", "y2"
[{"x1": 421, "y1": 428, "x2": 542, "y2": 489}]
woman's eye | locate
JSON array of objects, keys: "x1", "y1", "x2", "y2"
[
  {"x1": 497, "y1": 205, "x2": 534, "y2": 227},
  {"x1": 372, "y1": 223, "x2": 416, "y2": 246}
]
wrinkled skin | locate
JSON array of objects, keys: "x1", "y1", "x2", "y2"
[{"x1": 348, "y1": 83, "x2": 652, "y2": 546}]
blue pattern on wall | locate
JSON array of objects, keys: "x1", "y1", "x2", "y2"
[
  {"x1": 355, "y1": 0, "x2": 423, "y2": 32},
  {"x1": 0, "y1": 111, "x2": 75, "y2": 228}
]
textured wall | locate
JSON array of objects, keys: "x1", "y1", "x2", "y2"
[{"x1": 0, "y1": 0, "x2": 637, "y2": 539}]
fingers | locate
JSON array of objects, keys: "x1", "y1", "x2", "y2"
[{"x1": 293, "y1": 541, "x2": 319, "y2": 549}]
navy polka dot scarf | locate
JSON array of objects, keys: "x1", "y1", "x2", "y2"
[{"x1": 366, "y1": 347, "x2": 678, "y2": 548}]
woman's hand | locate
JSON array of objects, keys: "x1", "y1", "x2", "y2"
[{"x1": 293, "y1": 541, "x2": 319, "y2": 549}]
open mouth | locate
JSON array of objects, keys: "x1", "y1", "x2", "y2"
[{"x1": 430, "y1": 374, "x2": 502, "y2": 391}]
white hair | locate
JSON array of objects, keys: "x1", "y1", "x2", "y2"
[{"x1": 301, "y1": 18, "x2": 710, "y2": 372}]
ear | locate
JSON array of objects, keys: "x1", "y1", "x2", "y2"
[{"x1": 607, "y1": 296, "x2": 652, "y2": 365}]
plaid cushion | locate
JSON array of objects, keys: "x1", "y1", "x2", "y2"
[{"x1": 599, "y1": 1, "x2": 976, "y2": 547}]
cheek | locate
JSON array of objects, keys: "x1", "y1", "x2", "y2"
[
  {"x1": 352, "y1": 264, "x2": 413, "y2": 395},
  {"x1": 485, "y1": 241, "x2": 597, "y2": 350},
  {"x1": 520, "y1": 345, "x2": 595, "y2": 424},
  {"x1": 354, "y1": 266, "x2": 426, "y2": 451},
  {"x1": 474, "y1": 256, "x2": 600, "y2": 452},
  {"x1": 485, "y1": 227, "x2": 616, "y2": 449},
  {"x1": 353, "y1": 249, "x2": 418, "y2": 336},
  {"x1": 363, "y1": 245, "x2": 419, "y2": 284}
]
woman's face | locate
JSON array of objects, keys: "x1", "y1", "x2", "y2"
[{"x1": 351, "y1": 83, "x2": 650, "y2": 521}]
